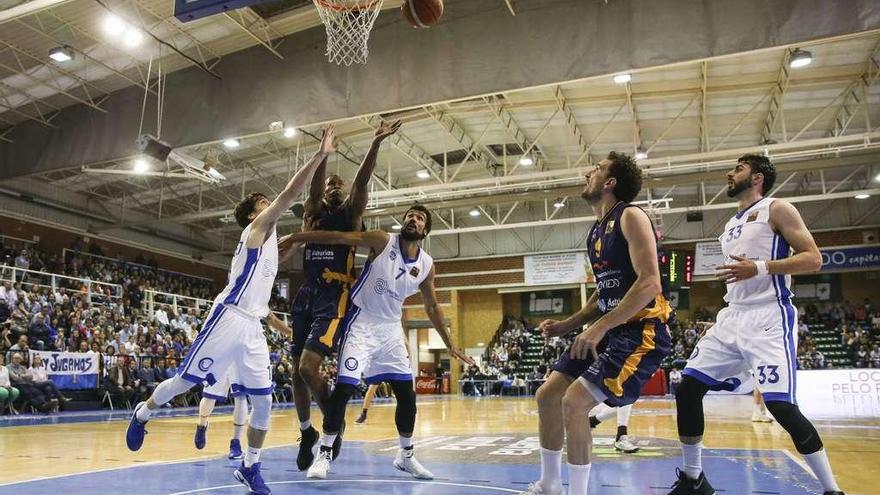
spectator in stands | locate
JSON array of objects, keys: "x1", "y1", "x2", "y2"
[
  {"x1": 27, "y1": 354, "x2": 69, "y2": 406},
  {"x1": 870, "y1": 345, "x2": 880, "y2": 368},
  {"x1": 856, "y1": 346, "x2": 870, "y2": 368},
  {"x1": 136, "y1": 360, "x2": 159, "y2": 402},
  {"x1": 669, "y1": 366, "x2": 683, "y2": 396},
  {"x1": 154, "y1": 305, "x2": 171, "y2": 332},
  {"x1": 28, "y1": 313, "x2": 51, "y2": 350},
  {"x1": 6, "y1": 334, "x2": 28, "y2": 362},
  {"x1": 273, "y1": 363, "x2": 293, "y2": 403},
  {"x1": 14, "y1": 249, "x2": 29, "y2": 271},
  {"x1": 7, "y1": 353, "x2": 55, "y2": 413},
  {"x1": 105, "y1": 358, "x2": 135, "y2": 408},
  {"x1": 0, "y1": 281, "x2": 16, "y2": 307},
  {"x1": 0, "y1": 354, "x2": 20, "y2": 413}
]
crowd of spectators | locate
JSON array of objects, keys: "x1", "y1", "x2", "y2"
[{"x1": 0, "y1": 235, "x2": 294, "y2": 414}]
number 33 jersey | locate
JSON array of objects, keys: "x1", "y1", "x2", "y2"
[{"x1": 720, "y1": 197, "x2": 792, "y2": 306}]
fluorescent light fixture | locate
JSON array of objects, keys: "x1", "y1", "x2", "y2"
[
  {"x1": 123, "y1": 28, "x2": 144, "y2": 47},
  {"x1": 104, "y1": 14, "x2": 126, "y2": 36},
  {"x1": 874, "y1": 172, "x2": 880, "y2": 182},
  {"x1": 283, "y1": 127, "x2": 297, "y2": 138},
  {"x1": 477, "y1": 342, "x2": 485, "y2": 347},
  {"x1": 133, "y1": 158, "x2": 149, "y2": 174},
  {"x1": 635, "y1": 146, "x2": 648, "y2": 160},
  {"x1": 553, "y1": 200, "x2": 565, "y2": 208},
  {"x1": 391, "y1": 224, "x2": 402, "y2": 230},
  {"x1": 519, "y1": 156, "x2": 534, "y2": 166},
  {"x1": 854, "y1": 193, "x2": 870, "y2": 200},
  {"x1": 416, "y1": 170, "x2": 431, "y2": 179},
  {"x1": 613, "y1": 73, "x2": 632, "y2": 84},
  {"x1": 223, "y1": 138, "x2": 240, "y2": 149},
  {"x1": 469, "y1": 209, "x2": 480, "y2": 217},
  {"x1": 48, "y1": 46, "x2": 73, "y2": 62},
  {"x1": 789, "y1": 49, "x2": 812, "y2": 69}
]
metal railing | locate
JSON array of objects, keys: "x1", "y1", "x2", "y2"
[
  {"x1": 63, "y1": 248, "x2": 215, "y2": 282},
  {"x1": 0, "y1": 265, "x2": 124, "y2": 305},
  {"x1": 144, "y1": 289, "x2": 290, "y2": 324}
]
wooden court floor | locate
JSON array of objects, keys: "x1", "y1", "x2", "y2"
[{"x1": 0, "y1": 395, "x2": 876, "y2": 494}]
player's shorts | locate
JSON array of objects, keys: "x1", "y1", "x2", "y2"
[
  {"x1": 335, "y1": 305, "x2": 412, "y2": 387},
  {"x1": 291, "y1": 282, "x2": 351, "y2": 357},
  {"x1": 684, "y1": 301, "x2": 798, "y2": 404},
  {"x1": 553, "y1": 319, "x2": 671, "y2": 407},
  {"x1": 178, "y1": 303, "x2": 273, "y2": 396},
  {"x1": 201, "y1": 372, "x2": 245, "y2": 403}
]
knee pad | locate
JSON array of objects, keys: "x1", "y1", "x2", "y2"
[
  {"x1": 322, "y1": 383, "x2": 357, "y2": 434},
  {"x1": 765, "y1": 401, "x2": 823, "y2": 454},
  {"x1": 675, "y1": 375, "x2": 709, "y2": 438},
  {"x1": 389, "y1": 380, "x2": 417, "y2": 434},
  {"x1": 249, "y1": 394, "x2": 272, "y2": 431}
]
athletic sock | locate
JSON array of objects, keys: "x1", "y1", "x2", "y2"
[
  {"x1": 244, "y1": 446, "x2": 261, "y2": 468},
  {"x1": 803, "y1": 449, "x2": 840, "y2": 492},
  {"x1": 681, "y1": 442, "x2": 703, "y2": 479},
  {"x1": 616, "y1": 425, "x2": 628, "y2": 442},
  {"x1": 589, "y1": 416, "x2": 600, "y2": 428},
  {"x1": 300, "y1": 419, "x2": 311, "y2": 431},
  {"x1": 321, "y1": 432, "x2": 337, "y2": 449},
  {"x1": 539, "y1": 448, "x2": 562, "y2": 492},
  {"x1": 135, "y1": 402, "x2": 153, "y2": 422},
  {"x1": 567, "y1": 463, "x2": 591, "y2": 495},
  {"x1": 233, "y1": 423, "x2": 245, "y2": 441},
  {"x1": 399, "y1": 436, "x2": 413, "y2": 449}
]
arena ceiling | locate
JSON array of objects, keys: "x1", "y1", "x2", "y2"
[{"x1": 0, "y1": 0, "x2": 879, "y2": 264}]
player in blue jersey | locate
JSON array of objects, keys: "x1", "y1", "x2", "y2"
[
  {"x1": 291, "y1": 120, "x2": 401, "y2": 470},
  {"x1": 666, "y1": 155, "x2": 842, "y2": 495},
  {"x1": 519, "y1": 152, "x2": 672, "y2": 495},
  {"x1": 126, "y1": 126, "x2": 337, "y2": 495},
  {"x1": 279, "y1": 205, "x2": 475, "y2": 480}
]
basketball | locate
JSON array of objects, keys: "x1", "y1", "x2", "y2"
[{"x1": 402, "y1": 0, "x2": 444, "y2": 28}]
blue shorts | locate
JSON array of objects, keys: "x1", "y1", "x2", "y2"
[
  {"x1": 552, "y1": 319, "x2": 671, "y2": 407},
  {"x1": 291, "y1": 283, "x2": 350, "y2": 357}
]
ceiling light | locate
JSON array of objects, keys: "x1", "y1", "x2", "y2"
[
  {"x1": 477, "y1": 342, "x2": 485, "y2": 347},
  {"x1": 391, "y1": 224, "x2": 402, "y2": 230},
  {"x1": 103, "y1": 14, "x2": 126, "y2": 36},
  {"x1": 519, "y1": 156, "x2": 534, "y2": 166},
  {"x1": 469, "y1": 209, "x2": 480, "y2": 217},
  {"x1": 854, "y1": 193, "x2": 870, "y2": 200},
  {"x1": 553, "y1": 199, "x2": 565, "y2": 208},
  {"x1": 874, "y1": 172, "x2": 880, "y2": 182},
  {"x1": 416, "y1": 170, "x2": 431, "y2": 179},
  {"x1": 613, "y1": 73, "x2": 632, "y2": 84},
  {"x1": 283, "y1": 127, "x2": 297, "y2": 138},
  {"x1": 789, "y1": 48, "x2": 812, "y2": 69},
  {"x1": 635, "y1": 146, "x2": 648, "y2": 160},
  {"x1": 123, "y1": 28, "x2": 144, "y2": 47},
  {"x1": 223, "y1": 138, "x2": 240, "y2": 149},
  {"x1": 48, "y1": 46, "x2": 73, "y2": 62},
  {"x1": 133, "y1": 158, "x2": 149, "y2": 174}
]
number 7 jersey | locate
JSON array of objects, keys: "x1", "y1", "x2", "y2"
[{"x1": 720, "y1": 197, "x2": 792, "y2": 306}]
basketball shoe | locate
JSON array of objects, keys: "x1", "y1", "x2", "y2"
[
  {"x1": 233, "y1": 462, "x2": 270, "y2": 495},
  {"x1": 393, "y1": 447, "x2": 434, "y2": 479},
  {"x1": 667, "y1": 468, "x2": 715, "y2": 495}
]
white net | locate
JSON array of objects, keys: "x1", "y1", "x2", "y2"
[{"x1": 313, "y1": 0, "x2": 384, "y2": 66}]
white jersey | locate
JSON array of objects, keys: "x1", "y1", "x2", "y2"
[
  {"x1": 213, "y1": 224, "x2": 278, "y2": 318},
  {"x1": 720, "y1": 197, "x2": 792, "y2": 306},
  {"x1": 351, "y1": 233, "x2": 432, "y2": 322}
]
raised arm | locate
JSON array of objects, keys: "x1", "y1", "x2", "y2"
[
  {"x1": 419, "y1": 267, "x2": 475, "y2": 366},
  {"x1": 280, "y1": 229, "x2": 389, "y2": 253},
  {"x1": 248, "y1": 126, "x2": 336, "y2": 247},
  {"x1": 266, "y1": 312, "x2": 292, "y2": 338},
  {"x1": 349, "y1": 120, "x2": 401, "y2": 213},
  {"x1": 304, "y1": 155, "x2": 329, "y2": 219}
]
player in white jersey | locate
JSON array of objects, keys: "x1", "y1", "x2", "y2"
[
  {"x1": 587, "y1": 403, "x2": 639, "y2": 453},
  {"x1": 193, "y1": 313, "x2": 293, "y2": 461},
  {"x1": 278, "y1": 205, "x2": 475, "y2": 480},
  {"x1": 667, "y1": 154, "x2": 843, "y2": 495},
  {"x1": 126, "y1": 126, "x2": 337, "y2": 495}
]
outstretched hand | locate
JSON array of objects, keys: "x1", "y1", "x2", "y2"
[
  {"x1": 320, "y1": 125, "x2": 337, "y2": 154},
  {"x1": 716, "y1": 254, "x2": 758, "y2": 284},
  {"x1": 373, "y1": 120, "x2": 402, "y2": 141}
]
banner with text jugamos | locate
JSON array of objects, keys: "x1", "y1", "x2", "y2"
[{"x1": 29, "y1": 350, "x2": 99, "y2": 390}]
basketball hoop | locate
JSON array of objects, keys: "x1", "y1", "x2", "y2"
[{"x1": 313, "y1": 0, "x2": 384, "y2": 66}]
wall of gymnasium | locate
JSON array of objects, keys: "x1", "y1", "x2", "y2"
[{"x1": 0, "y1": 215, "x2": 227, "y2": 284}]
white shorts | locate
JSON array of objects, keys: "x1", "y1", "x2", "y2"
[
  {"x1": 684, "y1": 301, "x2": 798, "y2": 404},
  {"x1": 202, "y1": 372, "x2": 246, "y2": 403},
  {"x1": 178, "y1": 304, "x2": 273, "y2": 396},
  {"x1": 336, "y1": 308, "x2": 412, "y2": 387}
]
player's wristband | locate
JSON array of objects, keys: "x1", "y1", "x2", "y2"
[{"x1": 755, "y1": 260, "x2": 769, "y2": 277}]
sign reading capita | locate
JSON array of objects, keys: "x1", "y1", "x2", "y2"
[
  {"x1": 694, "y1": 243, "x2": 880, "y2": 277},
  {"x1": 523, "y1": 252, "x2": 592, "y2": 286}
]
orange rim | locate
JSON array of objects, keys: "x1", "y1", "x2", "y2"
[{"x1": 314, "y1": 0, "x2": 382, "y2": 12}]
